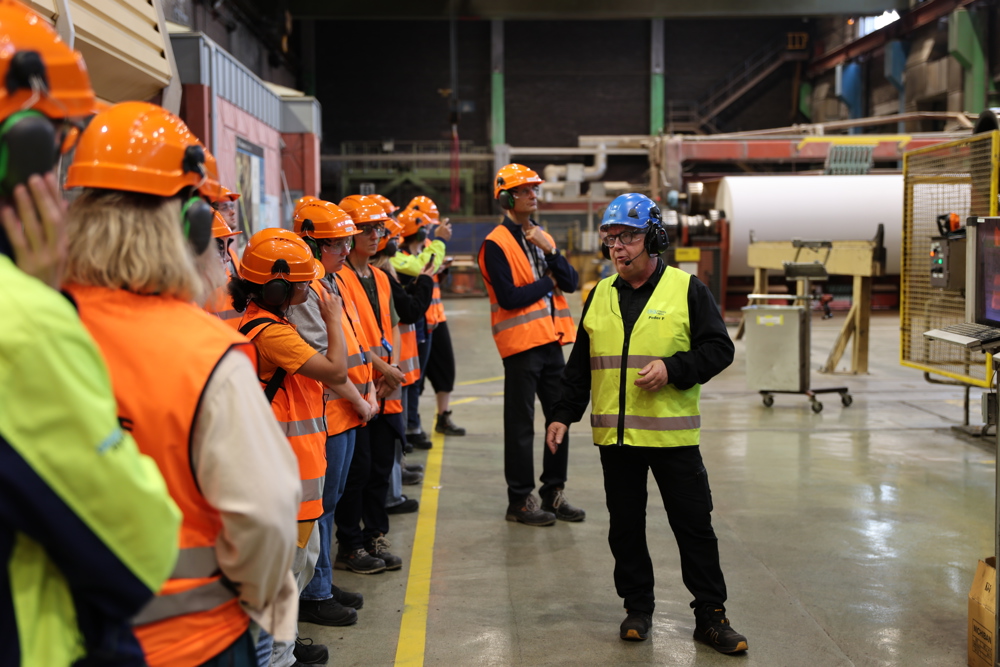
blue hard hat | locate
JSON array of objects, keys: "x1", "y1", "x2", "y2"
[{"x1": 600, "y1": 193, "x2": 662, "y2": 230}]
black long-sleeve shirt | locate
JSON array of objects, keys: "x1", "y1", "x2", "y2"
[
  {"x1": 552, "y1": 258, "x2": 735, "y2": 426},
  {"x1": 480, "y1": 217, "x2": 578, "y2": 311},
  {"x1": 388, "y1": 272, "x2": 434, "y2": 325}
]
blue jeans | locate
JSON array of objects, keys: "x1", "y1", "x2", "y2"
[{"x1": 301, "y1": 429, "x2": 356, "y2": 602}]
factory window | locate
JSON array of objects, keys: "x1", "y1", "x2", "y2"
[{"x1": 858, "y1": 10, "x2": 900, "y2": 37}]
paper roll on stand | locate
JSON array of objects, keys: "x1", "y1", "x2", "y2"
[{"x1": 715, "y1": 175, "x2": 905, "y2": 277}]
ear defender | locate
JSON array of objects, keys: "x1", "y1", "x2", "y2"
[
  {"x1": 644, "y1": 223, "x2": 669, "y2": 256},
  {"x1": 499, "y1": 190, "x2": 515, "y2": 210},
  {"x1": 0, "y1": 109, "x2": 58, "y2": 198},
  {"x1": 180, "y1": 196, "x2": 214, "y2": 254},
  {"x1": 262, "y1": 278, "x2": 292, "y2": 306},
  {"x1": 601, "y1": 243, "x2": 610, "y2": 260},
  {"x1": 300, "y1": 220, "x2": 321, "y2": 259}
]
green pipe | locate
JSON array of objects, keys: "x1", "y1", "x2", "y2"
[
  {"x1": 491, "y1": 71, "x2": 505, "y2": 147},
  {"x1": 650, "y1": 72, "x2": 664, "y2": 135}
]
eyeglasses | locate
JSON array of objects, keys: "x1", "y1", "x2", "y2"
[
  {"x1": 356, "y1": 224, "x2": 385, "y2": 238},
  {"x1": 510, "y1": 185, "x2": 540, "y2": 198},
  {"x1": 319, "y1": 238, "x2": 352, "y2": 252},
  {"x1": 601, "y1": 229, "x2": 644, "y2": 248}
]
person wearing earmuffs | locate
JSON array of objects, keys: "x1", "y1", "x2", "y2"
[
  {"x1": 545, "y1": 193, "x2": 744, "y2": 653},
  {"x1": 0, "y1": 4, "x2": 182, "y2": 665},
  {"x1": 477, "y1": 163, "x2": 585, "y2": 527},
  {"x1": 61, "y1": 101, "x2": 303, "y2": 667}
]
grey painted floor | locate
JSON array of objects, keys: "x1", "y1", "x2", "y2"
[{"x1": 305, "y1": 297, "x2": 995, "y2": 667}]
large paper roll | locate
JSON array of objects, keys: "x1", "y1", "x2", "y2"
[{"x1": 716, "y1": 175, "x2": 904, "y2": 276}]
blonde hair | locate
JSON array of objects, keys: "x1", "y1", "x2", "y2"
[
  {"x1": 65, "y1": 190, "x2": 206, "y2": 302},
  {"x1": 371, "y1": 253, "x2": 398, "y2": 279}
]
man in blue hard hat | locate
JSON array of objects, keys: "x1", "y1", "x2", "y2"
[{"x1": 546, "y1": 193, "x2": 746, "y2": 654}]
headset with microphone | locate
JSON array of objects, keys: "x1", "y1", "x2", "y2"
[{"x1": 600, "y1": 202, "x2": 669, "y2": 265}]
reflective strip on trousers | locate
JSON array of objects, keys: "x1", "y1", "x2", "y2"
[
  {"x1": 132, "y1": 579, "x2": 236, "y2": 626},
  {"x1": 590, "y1": 413, "x2": 701, "y2": 431},
  {"x1": 301, "y1": 475, "x2": 325, "y2": 503},
  {"x1": 491, "y1": 307, "x2": 551, "y2": 335},
  {"x1": 169, "y1": 546, "x2": 219, "y2": 579},
  {"x1": 281, "y1": 416, "x2": 326, "y2": 438},
  {"x1": 590, "y1": 355, "x2": 663, "y2": 370}
]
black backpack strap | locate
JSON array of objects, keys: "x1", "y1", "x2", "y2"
[{"x1": 238, "y1": 317, "x2": 287, "y2": 404}]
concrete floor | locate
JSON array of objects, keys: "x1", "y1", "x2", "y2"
[{"x1": 305, "y1": 297, "x2": 996, "y2": 667}]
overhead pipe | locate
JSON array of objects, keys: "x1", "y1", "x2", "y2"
[{"x1": 540, "y1": 143, "x2": 608, "y2": 184}]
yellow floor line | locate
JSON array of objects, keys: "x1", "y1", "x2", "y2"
[
  {"x1": 456, "y1": 375, "x2": 504, "y2": 386},
  {"x1": 448, "y1": 397, "x2": 480, "y2": 407},
  {"x1": 394, "y1": 428, "x2": 446, "y2": 667}
]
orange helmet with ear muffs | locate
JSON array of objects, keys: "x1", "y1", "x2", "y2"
[
  {"x1": 406, "y1": 195, "x2": 440, "y2": 221},
  {"x1": 0, "y1": 0, "x2": 97, "y2": 122},
  {"x1": 65, "y1": 101, "x2": 215, "y2": 253},
  {"x1": 377, "y1": 217, "x2": 404, "y2": 252},
  {"x1": 294, "y1": 200, "x2": 360, "y2": 258},
  {"x1": 370, "y1": 193, "x2": 399, "y2": 216},
  {"x1": 339, "y1": 194, "x2": 389, "y2": 225},
  {"x1": 295, "y1": 195, "x2": 319, "y2": 213},
  {"x1": 239, "y1": 227, "x2": 324, "y2": 307},
  {"x1": 494, "y1": 163, "x2": 543, "y2": 210},
  {"x1": 212, "y1": 210, "x2": 240, "y2": 239},
  {"x1": 397, "y1": 207, "x2": 430, "y2": 238}
]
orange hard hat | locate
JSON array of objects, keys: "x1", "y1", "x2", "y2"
[
  {"x1": 406, "y1": 196, "x2": 439, "y2": 221},
  {"x1": 211, "y1": 210, "x2": 240, "y2": 239},
  {"x1": 295, "y1": 195, "x2": 319, "y2": 213},
  {"x1": 339, "y1": 194, "x2": 389, "y2": 225},
  {"x1": 494, "y1": 163, "x2": 543, "y2": 199},
  {"x1": 397, "y1": 207, "x2": 432, "y2": 238},
  {"x1": 370, "y1": 193, "x2": 399, "y2": 216},
  {"x1": 238, "y1": 227, "x2": 323, "y2": 285},
  {"x1": 218, "y1": 186, "x2": 240, "y2": 202},
  {"x1": 65, "y1": 101, "x2": 207, "y2": 197},
  {"x1": 294, "y1": 201, "x2": 360, "y2": 239},
  {"x1": 377, "y1": 217, "x2": 405, "y2": 252},
  {"x1": 199, "y1": 150, "x2": 223, "y2": 202},
  {"x1": 0, "y1": 0, "x2": 97, "y2": 122}
]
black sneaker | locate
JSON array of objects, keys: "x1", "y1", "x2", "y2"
[
  {"x1": 387, "y1": 496, "x2": 419, "y2": 514},
  {"x1": 540, "y1": 488, "x2": 586, "y2": 522},
  {"x1": 401, "y1": 468, "x2": 423, "y2": 485},
  {"x1": 293, "y1": 637, "x2": 329, "y2": 664},
  {"x1": 404, "y1": 462, "x2": 425, "y2": 473},
  {"x1": 407, "y1": 431, "x2": 433, "y2": 450},
  {"x1": 365, "y1": 533, "x2": 403, "y2": 570},
  {"x1": 331, "y1": 584, "x2": 363, "y2": 610},
  {"x1": 333, "y1": 548, "x2": 385, "y2": 574},
  {"x1": 620, "y1": 610, "x2": 652, "y2": 641},
  {"x1": 694, "y1": 609, "x2": 749, "y2": 654},
  {"x1": 299, "y1": 598, "x2": 357, "y2": 626},
  {"x1": 435, "y1": 410, "x2": 466, "y2": 436},
  {"x1": 505, "y1": 494, "x2": 556, "y2": 526}
]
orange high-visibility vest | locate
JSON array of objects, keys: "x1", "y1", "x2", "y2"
[
  {"x1": 477, "y1": 224, "x2": 576, "y2": 358},
  {"x1": 239, "y1": 302, "x2": 326, "y2": 521},
  {"x1": 337, "y1": 264, "x2": 403, "y2": 414},
  {"x1": 309, "y1": 278, "x2": 374, "y2": 435},
  {"x1": 397, "y1": 321, "x2": 420, "y2": 385},
  {"x1": 67, "y1": 284, "x2": 255, "y2": 667}
]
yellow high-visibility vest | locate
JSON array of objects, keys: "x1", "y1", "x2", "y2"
[{"x1": 583, "y1": 266, "x2": 701, "y2": 447}]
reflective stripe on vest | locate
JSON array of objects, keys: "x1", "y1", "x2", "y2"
[
  {"x1": 478, "y1": 223, "x2": 576, "y2": 358},
  {"x1": 302, "y1": 475, "x2": 325, "y2": 503},
  {"x1": 397, "y1": 321, "x2": 420, "y2": 384},
  {"x1": 582, "y1": 268, "x2": 701, "y2": 448},
  {"x1": 133, "y1": 579, "x2": 237, "y2": 626},
  {"x1": 169, "y1": 546, "x2": 219, "y2": 579},
  {"x1": 282, "y1": 416, "x2": 326, "y2": 438}
]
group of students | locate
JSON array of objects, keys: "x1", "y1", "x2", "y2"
[{"x1": 0, "y1": 3, "x2": 459, "y2": 666}]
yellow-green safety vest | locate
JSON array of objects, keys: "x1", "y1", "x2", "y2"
[{"x1": 583, "y1": 266, "x2": 701, "y2": 447}]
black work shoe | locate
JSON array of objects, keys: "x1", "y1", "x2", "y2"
[
  {"x1": 620, "y1": 610, "x2": 652, "y2": 641},
  {"x1": 540, "y1": 488, "x2": 586, "y2": 522},
  {"x1": 365, "y1": 533, "x2": 403, "y2": 570},
  {"x1": 694, "y1": 609, "x2": 749, "y2": 654},
  {"x1": 404, "y1": 462, "x2": 425, "y2": 473},
  {"x1": 331, "y1": 584, "x2": 363, "y2": 610},
  {"x1": 401, "y1": 468, "x2": 423, "y2": 485},
  {"x1": 386, "y1": 496, "x2": 419, "y2": 514},
  {"x1": 293, "y1": 637, "x2": 329, "y2": 664},
  {"x1": 299, "y1": 598, "x2": 357, "y2": 626},
  {"x1": 333, "y1": 548, "x2": 385, "y2": 574},
  {"x1": 435, "y1": 410, "x2": 466, "y2": 436},
  {"x1": 505, "y1": 494, "x2": 556, "y2": 526},
  {"x1": 407, "y1": 431, "x2": 433, "y2": 450}
]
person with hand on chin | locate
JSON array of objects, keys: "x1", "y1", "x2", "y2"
[{"x1": 546, "y1": 193, "x2": 746, "y2": 654}]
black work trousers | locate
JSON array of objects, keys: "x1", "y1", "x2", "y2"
[
  {"x1": 334, "y1": 416, "x2": 395, "y2": 551},
  {"x1": 599, "y1": 444, "x2": 727, "y2": 616},
  {"x1": 501, "y1": 341, "x2": 568, "y2": 505}
]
